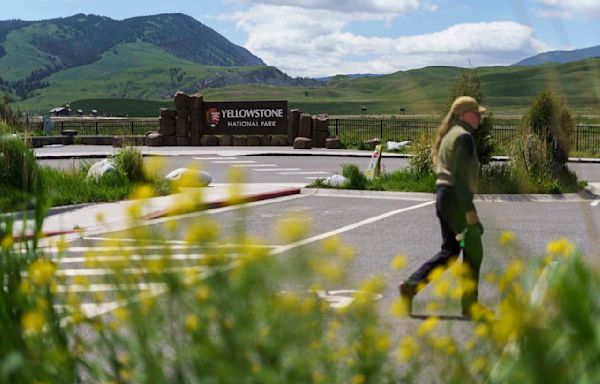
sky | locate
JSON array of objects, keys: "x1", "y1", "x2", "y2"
[{"x1": 4, "y1": 0, "x2": 600, "y2": 77}]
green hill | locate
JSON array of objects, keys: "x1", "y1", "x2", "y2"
[
  {"x1": 0, "y1": 13, "x2": 266, "y2": 99},
  {"x1": 16, "y1": 58, "x2": 600, "y2": 117}
]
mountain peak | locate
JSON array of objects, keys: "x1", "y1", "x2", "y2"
[{"x1": 514, "y1": 45, "x2": 600, "y2": 66}]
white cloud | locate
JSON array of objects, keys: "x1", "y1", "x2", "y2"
[
  {"x1": 227, "y1": 4, "x2": 548, "y2": 77},
  {"x1": 535, "y1": 0, "x2": 600, "y2": 18}
]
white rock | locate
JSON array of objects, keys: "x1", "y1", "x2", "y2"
[
  {"x1": 386, "y1": 140, "x2": 412, "y2": 150},
  {"x1": 165, "y1": 168, "x2": 212, "y2": 187},
  {"x1": 87, "y1": 159, "x2": 117, "y2": 180},
  {"x1": 323, "y1": 174, "x2": 348, "y2": 187}
]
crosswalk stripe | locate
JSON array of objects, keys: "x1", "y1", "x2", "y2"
[
  {"x1": 278, "y1": 171, "x2": 329, "y2": 175},
  {"x1": 193, "y1": 157, "x2": 238, "y2": 160},
  {"x1": 253, "y1": 168, "x2": 301, "y2": 172},
  {"x1": 233, "y1": 164, "x2": 277, "y2": 167},
  {"x1": 212, "y1": 160, "x2": 256, "y2": 164}
]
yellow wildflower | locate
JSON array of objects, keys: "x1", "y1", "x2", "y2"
[
  {"x1": 184, "y1": 314, "x2": 200, "y2": 331},
  {"x1": 499, "y1": 231, "x2": 515, "y2": 246},
  {"x1": 433, "y1": 278, "x2": 451, "y2": 298},
  {"x1": 131, "y1": 184, "x2": 154, "y2": 200},
  {"x1": 28, "y1": 259, "x2": 56, "y2": 285},
  {"x1": 391, "y1": 254, "x2": 407, "y2": 270},
  {"x1": 95, "y1": 211, "x2": 105, "y2": 223},
  {"x1": 351, "y1": 375, "x2": 366, "y2": 384},
  {"x1": 397, "y1": 336, "x2": 419, "y2": 362},
  {"x1": 546, "y1": 237, "x2": 575, "y2": 258},
  {"x1": 22, "y1": 309, "x2": 46, "y2": 333},
  {"x1": 1, "y1": 235, "x2": 13, "y2": 249},
  {"x1": 321, "y1": 236, "x2": 341, "y2": 253},
  {"x1": 275, "y1": 213, "x2": 311, "y2": 242},
  {"x1": 418, "y1": 316, "x2": 439, "y2": 337},
  {"x1": 427, "y1": 266, "x2": 446, "y2": 283}
]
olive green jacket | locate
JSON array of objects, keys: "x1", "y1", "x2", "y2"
[{"x1": 435, "y1": 121, "x2": 480, "y2": 212}]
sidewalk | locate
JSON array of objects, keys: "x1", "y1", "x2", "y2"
[{"x1": 13, "y1": 183, "x2": 303, "y2": 241}]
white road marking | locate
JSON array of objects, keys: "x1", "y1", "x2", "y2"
[
  {"x1": 232, "y1": 164, "x2": 277, "y2": 168},
  {"x1": 278, "y1": 171, "x2": 329, "y2": 175},
  {"x1": 193, "y1": 157, "x2": 238, "y2": 160},
  {"x1": 47, "y1": 265, "x2": 212, "y2": 277},
  {"x1": 54, "y1": 253, "x2": 234, "y2": 264},
  {"x1": 212, "y1": 160, "x2": 256, "y2": 164},
  {"x1": 305, "y1": 177, "x2": 326, "y2": 180},
  {"x1": 56, "y1": 282, "x2": 167, "y2": 293},
  {"x1": 59, "y1": 242, "x2": 276, "y2": 251},
  {"x1": 252, "y1": 168, "x2": 301, "y2": 172},
  {"x1": 592, "y1": 200, "x2": 600, "y2": 207},
  {"x1": 270, "y1": 200, "x2": 435, "y2": 255}
]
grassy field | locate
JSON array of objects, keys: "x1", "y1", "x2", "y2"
[
  {"x1": 9, "y1": 47, "x2": 600, "y2": 117},
  {"x1": 12, "y1": 42, "x2": 264, "y2": 113}
]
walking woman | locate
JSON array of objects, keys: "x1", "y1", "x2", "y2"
[{"x1": 399, "y1": 96, "x2": 488, "y2": 319}]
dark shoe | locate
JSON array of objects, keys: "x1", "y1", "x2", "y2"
[
  {"x1": 398, "y1": 281, "x2": 416, "y2": 314},
  {"x1": 462, "y1": 302, "x2": 495, "y2": 321}
]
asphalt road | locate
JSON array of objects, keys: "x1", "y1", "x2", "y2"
[
  {"x1": 47, "y1": 188, "x2": 600, "y2": 346},
  {"x1": 38, "y1": 155, "x2": 600, "y2": 184}
]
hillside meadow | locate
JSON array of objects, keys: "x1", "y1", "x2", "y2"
[{"x1": 10, "y1": 57, "x2": 600, "y2": 117}]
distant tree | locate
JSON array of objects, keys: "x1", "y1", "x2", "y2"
[
  {"x1": 523, "y1": 89, "x2": 573, "y2": 166},
  {"x1": 447, "y1": 69, "x2": 494, "y2": 165}
]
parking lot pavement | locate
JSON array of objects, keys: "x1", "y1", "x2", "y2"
[{"x1": 42, "y1": 188, "x2": 599, "y2": 330}]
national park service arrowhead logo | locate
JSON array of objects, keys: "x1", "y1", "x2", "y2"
[{"x1": 205, "y1": 107, "x2": 221, "y2": 128}]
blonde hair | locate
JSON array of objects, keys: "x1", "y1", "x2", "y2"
[{"x1": 431, "y1": 110, "x2": 460, "y2": 167}]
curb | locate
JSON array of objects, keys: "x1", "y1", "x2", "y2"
[{"x1": 142, "y1": 187, "x2": 302, "y2": 221}]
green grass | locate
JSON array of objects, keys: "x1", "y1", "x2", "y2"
[
  {"x1": 13, "y1": 41, "x2": 264, "y2": 113},
  {"x1": 8, "y1": 41, "x2": 600, "y2": 117},
  {"x1": 0, "y1": 162, "x2": 171, "y2": 213},
  {"x1": 0, "y1": 23, "x2": 63, "y2": 80}
]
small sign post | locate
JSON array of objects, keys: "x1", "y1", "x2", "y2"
[{"x1": 365, "y1": 144, "x2": 382, "y2": 178}]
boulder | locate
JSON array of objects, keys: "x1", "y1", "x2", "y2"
[
  {"x1": 293, "y1": 137, "x2": 313, "y2": 149},
  {"x1": 146, "y1": 132, "x2": 163, "y2": 147},
  {"x1": 326, "y1": 137, "x2": 342, "y2": 149},
  {"x1": 364, "y1": 138, "x2": 381, "y2": 149},
  {"x1": 386, "y1": 140, "x2": 412, "y2": 150},
  {"x1": 323, "y1": 174, "x2": 348, "y2": 187},
  {"x1": 87, "y1": 159, "x2": 117, "y2": 180},
  {"x1": 165, "y1": 168, "x2": 212, "y2": 187}
]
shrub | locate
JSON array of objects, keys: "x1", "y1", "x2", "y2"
[
  {"x1": 406, "y1": 138, "x2": 433, "y2": 179},
  {"x1": 0, "y1": 135, "x2": 45, "y2": 211},
  {"x1": 523, "y1": 90, "x2": 573, "y2": 166},
  {"x1": 342, "y1": 163, "x2": 368, "y2": 190},
  {"x1": 111, "y1": 146, "x2": 145, "y2": 183}
]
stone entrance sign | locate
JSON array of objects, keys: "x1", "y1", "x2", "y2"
[{"x1": 202, "y1": 101, "x2": 288, "y2": 135}]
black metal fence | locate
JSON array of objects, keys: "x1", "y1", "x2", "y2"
[
  {"x1": 26, "y1": 118, "x2": 600, "y2": 154},
  {"x1": 328, "y1": 119, "x2": 600, "y2": 154},
  {"x1": 29, "y1": 120, "x2": 159, "y2": 136}
]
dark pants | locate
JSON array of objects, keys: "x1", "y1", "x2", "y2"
[{"x1": 407, "y1": 185, "x2": 483, "y2": 311}]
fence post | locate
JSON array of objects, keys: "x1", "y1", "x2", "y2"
[
  {"x1": 380, "y1": 120, "x2": 383, "y2": 140},
  {"x1": 576, "y1": 125, "x2": 579, "y2": 151},
  {"x1": 335, "y1": 119, "x2": 339, "y2": 136},
  {"x1": 95, "y1": 121, "x2": 99, "y2": 135},
  {"x1": 131, "y1": 121, "x2": 134, "y2": 135}
]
